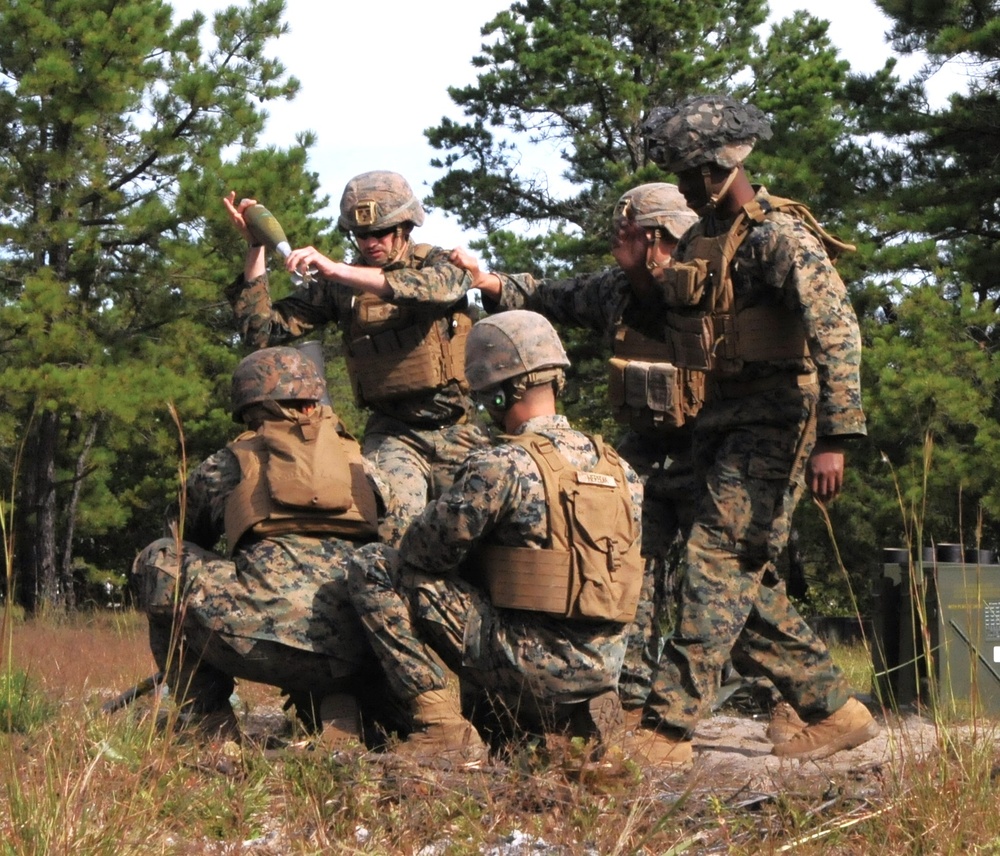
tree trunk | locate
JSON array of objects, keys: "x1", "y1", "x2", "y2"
[
  {"x1": 14, "y1": 410, "x2": 62, "y2": 613},
  {"x1": 59, "y1": 416, "x2": 99, "y2": 611}
]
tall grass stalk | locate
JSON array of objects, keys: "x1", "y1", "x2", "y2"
[{"x1": 155, "y1": 402, "x2": 199, "y2": 726}]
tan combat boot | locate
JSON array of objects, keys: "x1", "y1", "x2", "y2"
[
  {"x1": 771, "y1": 698, "x2": 880, "y2": 760},
  {"x1": 616, "y1": 709, "x2": 693, "y2": 768},
  {"x1": 395, "y1": 689, "x2": 489, "y2": 768},
  {"x1": 765, "y1": 701, "x2": 807, "y2": 745},
  {"x1": 316, "y1": 692, "x2": 363, "y2": 751}
]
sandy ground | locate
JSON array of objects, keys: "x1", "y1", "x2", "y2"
[
  {"x1": 227, "y1": 692, "x2": 952, "y2": 801},
  {"x1": 683, "y1": 707, "x2": 946, "y2": 796}
]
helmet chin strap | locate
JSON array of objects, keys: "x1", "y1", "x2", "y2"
[
  {"x1": 385, "y1": 226, "x2": 409, "y2": 266},
  {"x1": 645, "y1": 229, "x2": 669, "y2": 270},
  {"x1": 696, "y1": 164, "x2": 739, "y2": 216}
]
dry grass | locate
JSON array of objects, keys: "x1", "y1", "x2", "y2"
[
  {"x1": 7, "y1": 610, "x2": 279, "y2": 712},
  {"x1": 2, "y1": 611, "x2": 1000, "y2": 855}
]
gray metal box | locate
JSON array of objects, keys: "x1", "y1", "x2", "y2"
[{"x1": 873, "y1": 549, "x2": 1000, "y2": 717}]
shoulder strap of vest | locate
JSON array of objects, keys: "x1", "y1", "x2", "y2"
[
  {"x1": 708, "y1": 211, "x2": 756, "y2": 315},
  {"x1": 744, "y1": 194, "x2": 856, "y2": 260},
  {"x1": 410, "y1": 242, "x2": 435, "y2": 267}
]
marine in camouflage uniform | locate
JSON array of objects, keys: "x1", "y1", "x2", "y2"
[
  {"x1": 634, "y1": 94, "x2": 879, "y2": 761},
  {"x1": 131, "y1": 347, "x2": 403, "y2": 736},
  {"x1": 346, "y1": 311, "x2": 644, "y2": 763},
  {"x1": 223, "y1": 171, "x2": 488, "y2": 523},
  {"x1": 453, "y1": 185, "x2": 699, "y2": 711}
]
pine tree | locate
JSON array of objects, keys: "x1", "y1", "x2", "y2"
[
  {"x1": 838, "y1": 0, "x2": 1000, "y2": 555},
  {"x1": 0, "y1": 0, "x2": 333, "y2": 610},
  {"x1": 425, "y1": 0, "x2": 862, "y2": 271}
]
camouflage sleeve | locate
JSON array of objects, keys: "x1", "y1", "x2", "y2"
[
  {"x1": 362, "y1": 458, "x2": 408, "y2": 549},
  {"x1": 224, "y1": 272, "x2": 343, "y2": 348},
  {"x1": 491, "y1": 268, "x2": 628, "y2": 334},
  {"x1": 762, "y1": 217, "x2": 867, "y2": 439},
  {"x1": 396, "y1": 446, "x2": 535, "y2": 577},
  {"x1": 183, "y1": 448, "x2": 242, "y2": 549},
  {"x1": 383, "y1": 247, "x2": 474, "y2": 305}
]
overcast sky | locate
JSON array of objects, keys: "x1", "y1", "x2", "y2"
[{"x1": 170, "y1": 0, "x2": 970, "y2": 249}]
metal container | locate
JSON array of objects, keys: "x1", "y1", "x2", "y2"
[{"x1": 873, "y1": 547, "x2": 1000, "y2": 716}]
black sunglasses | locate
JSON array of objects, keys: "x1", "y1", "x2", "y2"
[{"x1": 353, "y1": 226, "x2": 396, "y2": 240}]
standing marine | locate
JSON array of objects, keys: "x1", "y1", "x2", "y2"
[
  {"x1": 630, "y1": 93, "x2": 879, "y2": 761},
  {"x1": 223, "y1": 170, "x2": 488, "y2": 522}
]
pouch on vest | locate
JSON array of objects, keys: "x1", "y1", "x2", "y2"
[
  {"x1": 224, "y1": 409, "x2": 380, "y2": 553},
  {"x1": 258, "y1": 413, "x2": 353, "y2": 511},
  {"x1": 566, "y1": 463, "x2": 643, "y2": 622},
  {"x1": 346, "y1": 317, "x2": 448, "y2": 404},
  {"x1": 478, "y1": 436, "x2": 642, "y2": 623},
  {"x1": 665, "y1": 312, "x2": 716, "y2": 372},
  {"x1": 658, "y1": 258, "x2": 710, "y2": 308},
  {"x1": 353, "y1": 295, "x2": 406, "y2": 335},
  {"x1": 608, "y1": 323, "x2": 708, "y2": 431},
  {"x1": 608, "y1": 358, "x2": 684, "y2": 430}
]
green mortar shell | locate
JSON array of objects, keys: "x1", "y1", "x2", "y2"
[{"x1": 244, "y1": 204, "x2": 292, "y2": 257}]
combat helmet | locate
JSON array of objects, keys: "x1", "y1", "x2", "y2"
[
  {"x1": 465, "y1": 310, "x2": 570, "y2": 395},
  {"x1": 613, "y1": 183, "x2": 698, "y2": 240},
  {"x1": 231, "y1": 346, "x2": 327, "y2": 422},
  {"x1": 337, "y1": 170, "x2": 426, "y2": 233},
  {"x1": 642, "y1": 94, "x2": 773, "y2": 174}
]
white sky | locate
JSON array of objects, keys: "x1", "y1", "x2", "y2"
[{"x1": 170, "y1": 0, "x2": 971, "y2": 249}]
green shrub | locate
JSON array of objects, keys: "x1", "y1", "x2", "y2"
[{"x1": 0, "y1": 669, "x2": 56, "y2": 733}]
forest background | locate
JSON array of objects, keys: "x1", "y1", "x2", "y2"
[{"x1": 1, "y1": 0, "x2": 996, "y2": 615}]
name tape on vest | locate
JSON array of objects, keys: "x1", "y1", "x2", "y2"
[{"x1": 576, "y1": 471, "x2": 618, "y2": 488}]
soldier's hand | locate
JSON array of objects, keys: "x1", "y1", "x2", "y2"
[
  {"x1": 449, "y1": 247, "x2": 501, "y2": 299},
  {"x1": 611, "y1": 221, "x2": 648, "y2": 274},
  {"x1": 807, "y1": 442, "x2": 845, "y2": 502},
  {"x1": 449, "y1": 247, "x2": 480, "y2": 275},
  {"x1": 222, "y1": 191, "x2": 258, "y2": 246},
  {"x1": 285, "y1": 246, "x2": 344, "y2": 281}
]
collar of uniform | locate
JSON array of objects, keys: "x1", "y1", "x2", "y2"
[{"x1": 511, "y1": 414, "x2": 572, "y2": 436}]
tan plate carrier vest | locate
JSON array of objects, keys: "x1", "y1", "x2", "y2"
[
  {"x1": 224, "y1": 405, "x2": 380, "y2": 556},
  {"x1": 344, "y1": 243, "x2": 473, "y2": 407},
  {"x1": 608, "y1": 196, "x2": 852, "y2": 431},
  {"x1": 476, "y1": 433, "x2": 642, "y2": 624}
]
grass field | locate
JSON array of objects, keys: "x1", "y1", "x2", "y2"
[{"x1": 2, "y1": 609, "x2": 1000, "y2": 855}]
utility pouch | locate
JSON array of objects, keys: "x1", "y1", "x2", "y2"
[
  {"x1": 609, "y1": 358, "x2": 707, "y2": 431},
  {"x1": 609, "y1": 357, "x2": 690, "y2": 430},
  {"x1": 658, "y1": 259, "x2": 710, "y2": 307},
  {"x1": 666, "y1": 313, "x2": 716, "y2": 372},
  {"x1": 352, "y1": 292, "x2": 407, "y2": 335},
  {"x1": 260, "y1": 414, "x2": 353, "y2": 512}
]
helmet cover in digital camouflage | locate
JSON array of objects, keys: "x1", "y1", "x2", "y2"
[
  {"x1": 231, "y1": 347, "x2": 327, "y2": 421},
  {"x1": 337, "y1": 170, "x2": 426, "y2": 233},
  {"x1": 613, "y1": 183, "x2": 698, "y2": 240},
  {"x1": 642, "y1": 94, "x2": 773, "y2": 173},
  {"x1": 464, "y1": 310, "x2": 570, "y2": 393}
]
